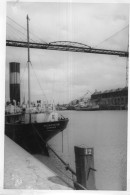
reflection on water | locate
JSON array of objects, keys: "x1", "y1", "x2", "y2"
[{"x1": 48, "y1": 110, "x2": 127, "y2": 190}]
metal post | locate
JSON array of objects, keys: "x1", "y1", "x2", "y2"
[
  {"x1": 27, "y1": 15, "x2": 31, "y2": 109},
  {"x1": 26, "y1": 15, "x2": 31, "y2": 123},
  {"x1": 74, "y1": 146, "x2": 96, "y2": 190}
]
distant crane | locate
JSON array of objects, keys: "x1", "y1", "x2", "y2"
[{"x1": 79, "y1": 90, "x2": 92, "y2": 102}]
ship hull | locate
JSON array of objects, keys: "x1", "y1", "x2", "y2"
[
  {"x1": 5, "y1": 119, "x2": 68, "y2": 154},
  {"x1": 75, "y1": 107, "x2": 99, "y2": 111}
]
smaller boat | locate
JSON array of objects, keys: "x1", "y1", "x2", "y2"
[
  {"x1": 75, "y1": 99, "x2": 100, "y2": 111},
  {"x1": 75, "y1": 105, "x2": 99, "y2": 111}
]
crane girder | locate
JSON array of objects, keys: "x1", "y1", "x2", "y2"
[{"x1": 6, "y1": 40, "x2": 128, "y2": 57}]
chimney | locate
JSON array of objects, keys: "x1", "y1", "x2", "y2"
[{"x1": 9, "y1": 62, "x2": 20, "y2": 104}]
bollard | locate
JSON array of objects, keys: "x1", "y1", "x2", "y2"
[{"x1": 74, "y1": 146, "x2": 96, "y2": 190}]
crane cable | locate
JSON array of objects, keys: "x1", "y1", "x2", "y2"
[{"x1": 94, "y1": 25, "x2": 129, "y2": 48}]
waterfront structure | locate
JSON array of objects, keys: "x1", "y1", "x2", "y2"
[
  {"x1": 91, "y1": 87, "x2": 128, "y2": 110},
  {"x1": 68, "y1": 87, "x2": 128, "y2": 111}
]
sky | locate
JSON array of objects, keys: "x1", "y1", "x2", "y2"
[{"x1": 5, "y1": 2, "x2": 129, "y2": 104}]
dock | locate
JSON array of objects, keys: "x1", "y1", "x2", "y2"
[{"x1": 4, "y1": 136, "x2": 72, "y2": 190}]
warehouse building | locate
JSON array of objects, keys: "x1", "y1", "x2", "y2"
[{"x1": 91, "y1": 87, "x2": 128, "y2": 110}]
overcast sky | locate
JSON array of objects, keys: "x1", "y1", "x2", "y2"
[{"x1": 6, "y1": 2, "x2": 129, "y2": 104}]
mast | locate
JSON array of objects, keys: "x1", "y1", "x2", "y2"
[{"x1": 27, "y1": 15, "x2": 31, "y2": 109}]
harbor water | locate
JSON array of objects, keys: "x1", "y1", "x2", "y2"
[{"x1": 48, "y1": 110, "x2": 127, "y2": 190}]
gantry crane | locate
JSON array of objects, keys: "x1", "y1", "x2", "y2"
[
  {"x1": 6, "y1": 15, "x2": 129, "y2": 87},
  {"x1": 6, "y1": 40, "x2": 128, "y2": 57},
  {"x1": 6, "y1": 39, "x2": 129, "y2": 88}
]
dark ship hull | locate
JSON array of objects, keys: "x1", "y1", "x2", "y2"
[
  {"x1": 5, "y1": 118, "x2": 69, "y2": 154},
  {"x1": 75, "y1": 107, "x2": 99, "y2": 111}
]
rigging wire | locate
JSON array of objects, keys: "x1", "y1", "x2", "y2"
[
  {"x1": 67, "y1": 125, "x2": 71, "y2": 165},
  {"x1": 7, "y1": 16, "x2": 48, "y2": 102},
  {"x1": 62, "y1": 131, "x2": 64, "y2": 153},
  {"x1": 29, "y1": 26, "x2": 48, "y2": 44},
  {"x1": 7, "y1": 16, "x2": 47, "y2": 44},
  {"x1": 7, "y1": 19, "x2": 35, "y2": 42},
  {"x1": 7, "y1": 22, "x2": 35, "y2": 42},
  {"x1": 6, "y1": 29, "x2": 17, "y2": 41},
  {"x1": 125, "y1": 39, "x2": 129, "y2": 87},
  {"x1": 7, "y1": 22, "x2": 27, "y2": 39},
  {"x1": 94, "y1": 25, "x2": 129, "y2": 48},
  {"x1": 6, "y1": 27, "x2": 24, "y2": 41},
  {"x1": 7, "y1": 16, "x2": 27, "y2": 31},
  {"x1": 30, "y1": 61, "x2": 48, "y2": 102},
  {"x1": 20, "y1": 62, "x2": 28, "y2": 83},
  {"x1": 31, "y1": 123, "x2": 76, "y2": 183}
]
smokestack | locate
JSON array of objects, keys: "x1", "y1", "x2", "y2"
[{"x1": 9, "y1": 62, "x2": 20, "y2": 104}]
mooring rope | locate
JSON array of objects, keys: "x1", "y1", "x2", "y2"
[{"x1": 31, "y1": 123, "x2": 76, "y2": 177}]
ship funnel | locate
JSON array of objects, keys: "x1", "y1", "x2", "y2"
[{"x1": 9, "y1": 62, "x2": 20, "y2": 104}]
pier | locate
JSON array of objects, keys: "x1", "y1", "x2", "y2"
[{"x1": 4, "y1": 136, "x2": 72, "y2": 190}]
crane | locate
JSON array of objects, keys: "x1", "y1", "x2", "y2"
[{"x1": 6, "y1": 16, "x2": 129, "y2": 88}]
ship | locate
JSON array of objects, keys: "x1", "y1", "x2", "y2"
[
  {"x1": 75, "y1": 99, "x2": 100, "y2": 111},
  {"x1": 5, "y1": 15, "x2": 69, "y2": 154},
  {"x1": 75, "y1": 105, "x2": 99, "y2": 111}
]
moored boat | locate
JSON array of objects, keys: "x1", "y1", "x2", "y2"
[
  {"x1": 5, "y1": 15, "x2": 69, "y2": 154},
  {"x1": 5, "y1": 108, "x2": 68, "y2": 154}
]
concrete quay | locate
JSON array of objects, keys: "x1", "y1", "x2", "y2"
[{"x1": 4, "y1": 136, "x2": 72, "y2": 190}]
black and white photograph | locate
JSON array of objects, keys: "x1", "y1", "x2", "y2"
[{"x1": 1, "y1": 1, "x2": 129, "y2": 192}]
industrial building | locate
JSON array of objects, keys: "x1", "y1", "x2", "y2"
[{"x1": 91, "y1": 87, "x2": 128, "y2": 110}]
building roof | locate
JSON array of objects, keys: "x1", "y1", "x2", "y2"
[{"x1": 92, "y1": 87, "x2": 128, "y2": 95}]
